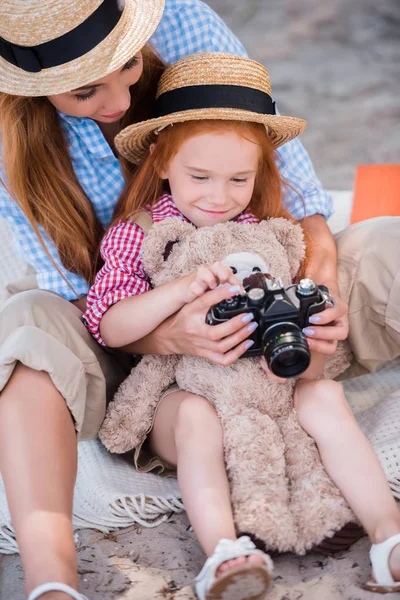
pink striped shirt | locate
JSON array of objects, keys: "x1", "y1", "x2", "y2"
[{"x1": 84, "y1": 194, "x2": 259, "y2": 345}]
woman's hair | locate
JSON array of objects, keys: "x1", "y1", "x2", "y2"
[
  {"x1": 0, "y1": 45, "x2": 165, "y2": 291},
  {"x1": 114, "y1": 119, "x2": 309, "y2": 278}
]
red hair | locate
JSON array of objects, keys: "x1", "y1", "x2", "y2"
[
  {"x1": 0, "y1": 46, "x2": 165, "y2": 290},
  {"x1": 114, "y1": 120, "x2": 309, "y2": 277}
]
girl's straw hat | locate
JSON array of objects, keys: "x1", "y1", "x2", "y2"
[
  {"x1": 115, "y1": 52, "x2": 307, "y2": 164},
  {"x1": 0, "y1": 0, "x2": 165, "y2": 96}
]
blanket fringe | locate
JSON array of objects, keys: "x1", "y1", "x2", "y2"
[
  {"x1": 0, "y1": 494, "x2": 184, "y2": 555},
  {"x1": 0, "y1": 525, "x2": 18, "y2": 554},
  {"x1": 389, "y1": 478, "x2": 400, "y2": 499},
  {"x1": 109, "y1": 494, "x2": 184, "y2": 528}
]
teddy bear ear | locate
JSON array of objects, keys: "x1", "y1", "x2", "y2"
[
  {"x1": 262, "y1": 218, "x2": 306, "y2": 279},
  {"x1": 142, "y1": 218, "x2": 196, "y2": 277}
]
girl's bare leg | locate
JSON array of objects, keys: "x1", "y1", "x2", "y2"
[
  {"x1": 295, "y1": 379, "x2": 400, "y2": 580},
  {"x1": 0, "y1": 364, "x2": 78, "y2": 600},
  {"x1": 149, "y1": 391, "x2": 264, "y2": 573}
]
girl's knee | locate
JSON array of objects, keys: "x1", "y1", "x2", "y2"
[
  {"x1": 295, "y1": 379, "x2": 350, "y2": 433},
  {"x1": 175, "y1": 394, "x2": 221, "y2": 446}
]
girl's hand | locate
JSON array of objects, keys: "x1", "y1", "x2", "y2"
[
  {"x1": 183, "y1": 261, "x2": 244, "y2": 304},
  {"x1": 259, "y1": 357, "x2": 288, "y2": 383},
  {"x1": 302, "y1": 292, "x2": 349, "y2": 355}
]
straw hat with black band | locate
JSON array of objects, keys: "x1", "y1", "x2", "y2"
[
  {"x1": 0, "y1": 0, "x2": 165, "y2": 97},
  {"x1": 115, "y1": 52, "x2": 307, "y2": 165}
]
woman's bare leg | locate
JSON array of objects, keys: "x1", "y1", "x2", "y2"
[
  {"x1": 0, "y1": 364, "x2": 78, "y2": 600},
  {"x1": 295, "y1": 379, "x2": 400, "y2": 580},
  {"x1": 149, "y1": 391, "x2": 264, "y2": 574}
]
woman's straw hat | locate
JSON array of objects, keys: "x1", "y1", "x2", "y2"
[
  {"x1": 115, "y1": 52, "x2": 307, "y2": 164},
  {"x1": 0, "y1": 0, "x2": 165, "y2": 96}
]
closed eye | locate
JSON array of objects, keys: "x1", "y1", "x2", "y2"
[
  {"x1": 122, "y1": 55, "x2": 140, "y2": 71},
  {"x1": 232, "y1": 178, "x2": 248, "y2": 183},
  {"x1": 191, "y1": 175, "x2": 209, "y2": 181},
  {"x1": 252, "y1": 267, "x2": 262, "y2": 272},
  {"x1": 74, "y1": 88, "x2": 97, "y2": 101}
]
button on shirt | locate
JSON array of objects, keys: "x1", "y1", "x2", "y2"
[{"x1": 0, "y1": 0, "x2": 332, "y2": 301}]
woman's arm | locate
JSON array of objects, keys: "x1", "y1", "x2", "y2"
[
  {"x1": 300, "y1": 214, "x2": 349, "y2": 355},
  {"x1": 97, "y1": 258, "x2": 243, "y2": 349},
  {"x1": 302, "y1": 214, "x2": 339, "y2": 294},
  {"x1": 100, "y1": 260, "x2": 244, "y2": 348},
  {"x1": 121, "y1": 284, "x2": 257, "y2": 365}
]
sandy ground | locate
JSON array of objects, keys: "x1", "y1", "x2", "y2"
[
  {"x1": 0, "y1": 515, "x2": 394, "y2": 600},
  {"x1": 1, "y1": 1, "x2": 399, "y2": 599}
]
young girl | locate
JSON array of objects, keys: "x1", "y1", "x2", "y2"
[{"x1": 84, "y1": 53, "x2": 400, "y2": 599}]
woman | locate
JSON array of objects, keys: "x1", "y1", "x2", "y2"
[{"x1": 0, "y1": 1, "x2": 397, "y2": 599}]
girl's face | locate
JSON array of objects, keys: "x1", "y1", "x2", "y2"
[
  {"x1": 47, "y1": 54, "x2": 143, "y2": 123},
  {"x1": 160, "y1": 130, "x2": 260, "y2": 227}
]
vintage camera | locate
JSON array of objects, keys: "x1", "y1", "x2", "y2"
[{"x1": 206, "y1": 278, "x2": 334, "y2": 378}]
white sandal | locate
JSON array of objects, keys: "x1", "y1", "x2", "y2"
[
  {"x1": 28, "y1": 582, "x2": 89, "y2": 600},
  {"x1": 195, "y1": 535, "x2": 273, "y2": 600},
  {"x1": 365, "y1": 533, "x2": 400, "y2": 593}
]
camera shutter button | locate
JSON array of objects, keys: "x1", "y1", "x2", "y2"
[
  {"x1": 297, "y1": 278, "x2": 317, "y2": 296},
  {"x1": 248, "y1": 288, "x2": 265, "y2": 306}
]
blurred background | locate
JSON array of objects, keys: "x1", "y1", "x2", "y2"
[{"x1": 208, "y1": 0, "x2": 399, "y2": 190}]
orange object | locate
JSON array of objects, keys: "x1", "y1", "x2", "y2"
[{"x1": 350, "y1": 164, "x2": 400, "y2": 224}]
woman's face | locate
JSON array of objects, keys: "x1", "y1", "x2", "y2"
[{"x1": 47, "y1": 53, "x2": 143, "y2": 123}]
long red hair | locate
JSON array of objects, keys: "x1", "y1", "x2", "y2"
[
  {"x1": 114, "y1": 119, "x2": 309, "y2": 278},
  {"x1": 0, "y1": 46, "x2": 165, "y2": 292}
]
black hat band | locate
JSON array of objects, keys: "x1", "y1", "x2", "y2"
[
  {"x1": 154, "y1": 84, "x2": 276, "y2": 118},
  {"x1": 0, "y1": 0, "x2": 124, "y2": 74}
]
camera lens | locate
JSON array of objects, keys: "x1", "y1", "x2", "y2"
[{"x1": 262, "y1": 322, "x2": 310, "y2": 378}]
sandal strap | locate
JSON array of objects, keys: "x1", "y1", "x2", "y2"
[
  {"x1": 28, "y1": 582, "x2": 89, "y2": 600},
  {"x1": 195, "y1": 536, "x2": 273, "y2": 600},
  {"x1": 370, "y1": 533, "x2": 400, "y2": 586}
]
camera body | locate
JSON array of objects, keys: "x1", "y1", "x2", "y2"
[{"x1": 206, "y1": 278, "x2": 333, "y2": 378}]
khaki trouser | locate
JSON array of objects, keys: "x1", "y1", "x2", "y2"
[
  {"x1": 0, "y1": 285, "x2": 134, "y2": 440},
  {"x1": 0, "y1": 216, "x2": 398, "y2": 437},
  {"x1": 336, "y1": 217, "x2": 400, "y2": 371}
]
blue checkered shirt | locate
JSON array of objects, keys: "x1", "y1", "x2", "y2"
[{"x1": 0, "y1": 0, "x2": 332, "y2": 300}]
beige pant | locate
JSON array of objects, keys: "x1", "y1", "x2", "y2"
[
  {"x1": 0, "y1": 286, "x2": 134, "y2": 440},
  {"x1": 0, "y1": 217, "x2": 398, "y2": 437},
  {"x1": 336, "y1": 217, "x2": 400, "y2": 371}
]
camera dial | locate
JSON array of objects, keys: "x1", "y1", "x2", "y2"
[
  {"x1": 297, "y1": 278, "x2": 317, "y2": 296},
  {"x1": 248, "y1": 288, "x2": 265, "y2": 306}
]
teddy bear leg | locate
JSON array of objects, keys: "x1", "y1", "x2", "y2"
[
  {"x1": 279, "y1": 411, "x2": 354, "y2": 554},
  {"x1": 99, "y1": 355, "x2": 179, "y2": 454},
  {"x1": 221, "y1": 408, "x2": 298, "y2": 554}
]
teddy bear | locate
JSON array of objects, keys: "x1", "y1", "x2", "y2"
[{"x1": 99, "y1": 216, "x2": 355, "y2": 554}]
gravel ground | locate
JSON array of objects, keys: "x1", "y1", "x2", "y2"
[{"x1": 208, "y1": 0, "x2": 400, "y2": 189}]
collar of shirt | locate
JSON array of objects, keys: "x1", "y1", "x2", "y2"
[{"x1": 57, "y1": 110, "x2": 115, "y2": 161}]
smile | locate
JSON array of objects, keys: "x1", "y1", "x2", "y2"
[
  {"x1": 102, "y1": 110, "x2": 125, "y2": 119},
  {"x1": 199, "y1": 208, "x2": 230, "y2": 217}
]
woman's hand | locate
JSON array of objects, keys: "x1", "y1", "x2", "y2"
[
  {"x1": 133, "y1": 283, "x2": 258, "y2": 366},
  {"x1": 302, "y1": 291, "x2": 349, "y2": 355},
  {"x1": 183, "y1": 261, "x2": 244, "y2": 303}
]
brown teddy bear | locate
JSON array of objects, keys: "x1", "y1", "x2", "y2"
[{"x1": 99, "y1": 216, "x2": 354, "y2": 554}]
